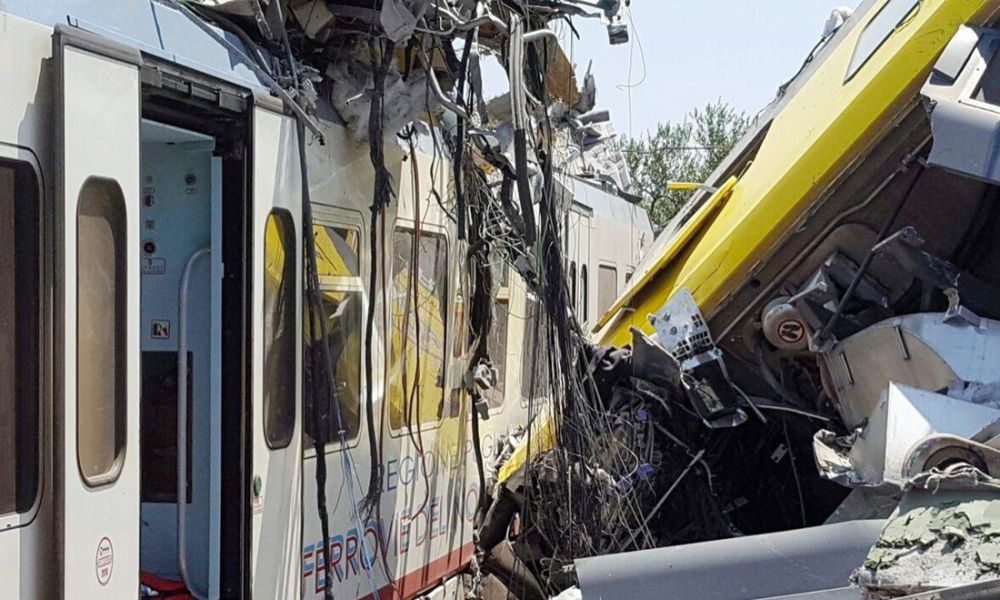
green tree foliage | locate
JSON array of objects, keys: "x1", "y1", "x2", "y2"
[{"x1": 622, "y1": 101, "x2": 751, "y2": 228}]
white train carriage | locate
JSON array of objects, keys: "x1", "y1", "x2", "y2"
[{"x1": 0, "y1": 2, "x2": 652, "y2": 598}]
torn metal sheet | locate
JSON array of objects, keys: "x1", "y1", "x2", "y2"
[
  {"x1": 651, "y1": 288, "x2": 746, "y2": 427},
  {"x1": 576, "y1": 520, "x2": 885, "y2": 600},
  {"x1": 814, "y1": 383, "x2": 1000, "y2": 488},
  {"x1": 823, "y1": 313, "x2": 1000, "y2": 429},
  {"x1": 380, "y1": 0, "x2": 430, "y2": 43},
  {"x1": 853, "y1": 383, "x2": 1000, "y2": 486},
  {"x1": 814, "y1": 428, "x2": 866, "y2": 486},
  {"x1": 289, "y1": 0, "x2": 335, "y2": 41},
  {"x1": 325, "y1": 60, "x2": 437, "y2": 142}
]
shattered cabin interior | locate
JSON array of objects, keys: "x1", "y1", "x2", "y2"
[{"x1": 472, "y1": 15, "x2": 1000, "y2": 600}]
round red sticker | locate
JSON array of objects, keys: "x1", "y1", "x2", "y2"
[
  {"x1": 96, "y1": 536, "x2": 114, "y2": 586},
  {"x1": 777, "y1": 319, "x2": 805, "y2": 344}
]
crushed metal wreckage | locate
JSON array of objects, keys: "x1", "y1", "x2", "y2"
[
  {"x1": 165, "y1": 2, "x2": 1000, "y2": 599},
  {"x1": 166, "y1": 1, "x2": 648, "y2": 598},
  {"x1": 476, "y1": 15, "x2": 1000, "y2": 600}
]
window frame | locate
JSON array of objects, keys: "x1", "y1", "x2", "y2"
[
  {"x1": 569, "y1": 261, "x2": 577, "y2": 313},
  {"x1": 580, "y1": 264, "x2": 589, "y2": 324},
  {"x1": 486, "y1": 271, "x2": 512, "y2": 413},
  {"x1": 845, "y1": 0, "x2": 921, "y2": 82},
  {"x1": 0, "y1": 150, "x2": 44, "y2": 528},
  {"x1": 519, "y1": 290, "x2": 552, "y2": 409},
  {"x1": 597, "y1": 262, "x2": 619, "y2": 319},
  {"x1": 303, "y1": 217, "x2": 366, "y2": 456},
  {"x1": 76, "y1": 175, "x2": 128, "y2": 487},
  {"x1": 386, "y1": 222, "x2": 451, "y2": 436},
  {"x1": 262, "y1": 208, "x2": 298, "y2": 450},
  {"x1": 950, "y1": 40, "x2": 1000, "y2": 116}
]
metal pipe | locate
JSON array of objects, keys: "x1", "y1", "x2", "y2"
[
  {"x1": 523, "y1": 28, "x2": 558, "y2": 44},
  {"x1": 178, "y1": 247, "x2": 211, "y2": 600},
  {"x1": 422, "y1": 50, "x2": 472, "y2": 121}
]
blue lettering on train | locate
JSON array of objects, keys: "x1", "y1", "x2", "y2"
[{"x1": 301, "y1": 459, "x2": 480, "y2": 591}]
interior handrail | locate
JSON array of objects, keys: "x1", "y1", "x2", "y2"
[{"x1": 178, "y1": 247, "x2": 211, "y2": 600}]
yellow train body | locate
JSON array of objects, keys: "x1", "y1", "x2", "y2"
[{"x1": 597, "y1": 0, "x2": 1000, "y2": 347}]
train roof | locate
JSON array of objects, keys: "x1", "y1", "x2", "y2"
[
  {"x1": 562, "y1": 173, "x2": 652, "y2": 227},
  {"x1": 3, "y1": 0, "x2": 268, "y2": 91}
]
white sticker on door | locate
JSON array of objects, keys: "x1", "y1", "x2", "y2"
[{"x1": 95, "y1": 536, "x2": 114, "y2": 586}]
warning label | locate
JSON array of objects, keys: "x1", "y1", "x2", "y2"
[
  {"x1": 95, "y1": 536, "x2": 113, "y2": 586},
  {"x1": 777, "y1": 319, "x2": 805, "y2": 344},
  {"x1": 151, "y1": 320, "x2": 171, "y2": 340}
]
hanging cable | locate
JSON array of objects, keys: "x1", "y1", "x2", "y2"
[
  {"x1": 165, "y1": 0, "x2": 325, "y2": 143},
  {"x1": 361, "y1": 36, "x2": 397, "y2": 517}
]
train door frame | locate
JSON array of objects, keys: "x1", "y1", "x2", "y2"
[
  {"x1": 138, "y1": 48, "x2": 258, "y2": 597},
  {"x1": 247, "y1": 94, "x2": 304, "y2": 599}
]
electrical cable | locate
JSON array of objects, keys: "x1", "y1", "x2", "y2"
[
  {"x1": 361, "y1": 36, "x2": 396, "y2": 517},
  {"x1": 166, "y1": 0, "x2": 325, "y2": 142}
]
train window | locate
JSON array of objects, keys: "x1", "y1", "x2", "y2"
[
  {"x1": 487, "y1": 299, "x2": 510, "y2": 408},
  {"x1": 452, "y1": 292, "x2": 466, "y2": 359},
  {"x1": 77, "y1": 177, "x2": 127, "y2": 486},
  {"x1": 597, "y1": 265, "x2": 618, "y2": 318},
  {"x1": 0, "y1": 159, "x2": 39, "y2": 514},
  {"x1": 569, "y1": 262, "x2": 577, "y2": 312},
  {"x1": 846, "y1": 0, "x2": 920, "y2": 81},
  {"x1": 580, "y1": 265, "x2": 589, "y2": 323},
  {"x1": 314, "y1": 225, "x2": 360, "y2": 277},
  {"x1": 263, "y1": 210, "x2": 297, "y2": 449},
  {"x1": 304, "y1": 291, "x2": 362, "y2": 445},
  {"x1": 520, "y1": 294, "x2": 551, "y2": 405},
  {"x1": 304, "y1": 224, "x2": 363, "y2": 448},
  {"x1": 389, "y1": 229, "x2": 449, "y2": 430}
]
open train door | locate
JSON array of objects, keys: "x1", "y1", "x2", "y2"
[
  {"x1": 53, "y1": 25, "x2": 142, "y2": 597},
  {"x1": 249, "y1": 96, "x2": 303, "y2": 597}
]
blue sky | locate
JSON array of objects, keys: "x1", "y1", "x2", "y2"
[{"x1": 564, "y1": 1, "x2": 858, "y2": 139}]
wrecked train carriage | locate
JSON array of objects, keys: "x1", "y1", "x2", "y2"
[
  {"x1": 0, "y1": 0, "x2": 648, "y2": 599},
  {"x1": 487, "y1": 1, "x2": 1000, "y2": 598}
]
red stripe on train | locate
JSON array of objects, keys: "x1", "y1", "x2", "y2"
[{"x1": 365, "y1": 543, "x2": 475, "y2": 600}]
